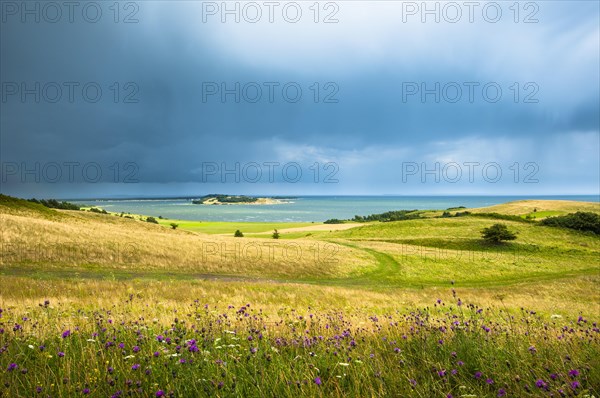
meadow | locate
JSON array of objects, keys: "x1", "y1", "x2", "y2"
[{"x1": 0, "y1": 195, "x2": 599, "y2": 397}]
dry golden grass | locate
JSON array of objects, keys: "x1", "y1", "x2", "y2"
[
  {"x1": 0, "y1": 210, "x2": 376, "y2": 278},
  {"x1": 470, "y1": 199, "x2": 600, "y2": 215}
]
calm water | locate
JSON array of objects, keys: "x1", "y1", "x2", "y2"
[{"x1": 72, "y1": 196, "x2": 599, "y2": 222}]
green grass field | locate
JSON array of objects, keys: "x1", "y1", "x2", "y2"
[{"x1": 1, "y1": 195, "x2": 599, "y2": 397}]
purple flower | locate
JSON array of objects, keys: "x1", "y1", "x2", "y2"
[
  {"x1": 156, "y1": 335, "x2": 164, "y2": 342},
  {"x1": 474, "y1": 371, "x2": 482, "y2": 379},
  {"x1": 314, "y1": 377, "x2": 322, "y2": 386},
  {"x1": 409, "y1": 379, "x2": 417, "y2": 387},
  {"x1": 571, "y1": 381, "x2": 580, "y2": 389},
  {"x1": 535, "y1": 379, "x2": 547, "y2": 389},
  {"x1": 568, "y1": 369, "x2": 579, "y2": 378},
  {"x1": 7, "y1": 363, "x2": 18, "y2": 371},
  {"x1": 62, "y1": 330, "x2": 71, "y2": 338},
  {"x1": 131, "y1": 364, "x2": 140, "y2": 370},
  {"x1": 250, "y1": 347, "x2": 257, "y2": 354},
  {"x1": 82, "y1": 388, "x2": 90, "y2": 394},
  {"x1": 153, "y1": 351, "x2": 160, "y2": 357},
  {"x1": 486, "y1": 378, "x2": 494, "y2": 385},
  {"x1": 528, "y1": 346, "x2": 537, "y2": 353},
  {"x1": 155, "y1": 391, "x2": 165, "y2": 397},
  {"x1": 57, "y1": 351, "x2": 65, "y2": 357},
  {"x1": 497, "y1": 388, "x2": 506, "y2": 397},
  {"x1": 438, "y1": 369, "x2": 446, "y2": 377},
  {"x1": 133, "y1": 346, "x2": 140, "y2": 353}
]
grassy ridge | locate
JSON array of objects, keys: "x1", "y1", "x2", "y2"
[{"x1": 1, "y1": 196, "x2": 599, "y2": 396}]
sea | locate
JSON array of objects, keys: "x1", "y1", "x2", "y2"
[{"x1": 71, "y1": 195, "x2": 599, "y2": 223}]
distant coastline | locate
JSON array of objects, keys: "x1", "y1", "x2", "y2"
[{"x1": 191, "y1": 194, "x2": 294, "y2": 206}]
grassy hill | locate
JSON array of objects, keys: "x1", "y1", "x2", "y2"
[{"x1": 1, "y1": 196, "x2": 599, "y2": 396}]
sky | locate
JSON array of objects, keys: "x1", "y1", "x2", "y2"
[{"x1": 1, "y1": 0, "x2": 599, "y2": 198}]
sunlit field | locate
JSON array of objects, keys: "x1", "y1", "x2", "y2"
[{"x1": 1, "y1": 196, "x2": 599, "y2": 397}]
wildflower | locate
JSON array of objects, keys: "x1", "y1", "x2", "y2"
[
  {"x1": 535, "y1": 379, "x2": 547, "y2": 389},
  {"x1": 57, "y1": 351, "x2": 65, "y2": 357},
  {"x1": 409, "y1": 379, "x2": 417, "y2": 387},
  {"x1": 497, "y1": 388, "x2": 506, "y2": 397},
  {"x1": 568, "y1": 369, "x2": 579, "y2": 378},
  {"x1": 571, "y1": 381, "x2": 580, "y2": 389},
  {"x1": 486, "y1": 378, "x2": 494, "y2": 385},
  {"x1": 153, "y1": 351, "x2": 160, "y2": 357},
  {"x1": 62, "y1": 330, "x2": 71, "y2": 338},
  {"x1": 474, "y1": 371, "x2": 482, "y2": 379},
  {"x1": 82, "y1": 388, "x2": 90, "y2": 394},
  {"x1": 250, "y1": 347, "x2": 258, "y2": 354},
  {"x1": 438, "y1": 369, "x2": 446, "y2": 377},
  {"x1": 528, "y1": 346, "x2": 537, "y2": 354},
  {"x1": 314, "y1": 377, "x2": 322, "y2": 386},
  {"x1": 7, "y1": 363, "x2": 17, "y2": 371},
  {"x1": 133, "y1": 346, "x2": 140, "y2": 353},
  {"x1": 132, "y1": 364, "x2": 140, "y2": 370}
]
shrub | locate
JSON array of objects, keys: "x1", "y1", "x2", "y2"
[
  {"x1": 481, "y1": 223, "x2": 517, "y2": 243},
  {"x1": 272, "y1": 229, "x2": 280, "y2": 239},
  {"x1": 170, "y1": 223, "x2": 179, "y2": 230},
  {"x1": 324, "y1": 219, "x2": 344, "y2": 224},
  {"x1": 540, "y1": 212, "x2": 600, "y2": 234},
  {"x1": 146, "y1": 216, "x2": 159, "y2": 224},
  {"x1": 89, "y1": 207, "x2": 108, "y2": 214},
  {"x1": 234, "y1": 229, "x2": 244, "y2": 237}
]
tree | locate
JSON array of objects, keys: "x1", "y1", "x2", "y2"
[
  {"x1": 272, "y1": 229, "x2": 280, "y2": 239},
  {"x1": 170, "y1": 223, "x2": 179, "y2": 230},
  {"x1": 234, "y1": 229, "x2": 244, "y2": 237},
  {"x1": 481, "y1": 223, "x2": 517, "y2": 243},
  {"x1": 146, "y1": 216, "x2": 159, "y2": 224}
]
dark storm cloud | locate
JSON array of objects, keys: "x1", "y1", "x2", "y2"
[{"x1": 1, "y1": 1, "x2": 598, "y2": 196}]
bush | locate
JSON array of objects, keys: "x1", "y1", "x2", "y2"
[
  {"x1": 28, "y1": 198, "x2": 80, "y2": 210},
  {"x1": 170, "y1": 223, "x2": 179, "y2": 230},
  {"x1": 146, "y1": 216, "x2": 159, "y2": 224},
  {"x1": 481, "y1": 223, "x2": 517, "y2": 243},
  {"x1": 272, "y1": 229, "x2": 280, "y2": 239},
  {"x1": 352, "y1": 210, "x2": 420, "y2": 222},
  {"x1": 540, "y1": 212, "x2": 600, "y2": 234},
  {"x1": 324, "y1": 219, "x2": 344, "y2": 224},
  {"x1": 234, "y1": 229, "x2": 244, "y2": 237},
  {"x1": 89, "y1": 207, "x2": 108, "y2": 214}
]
